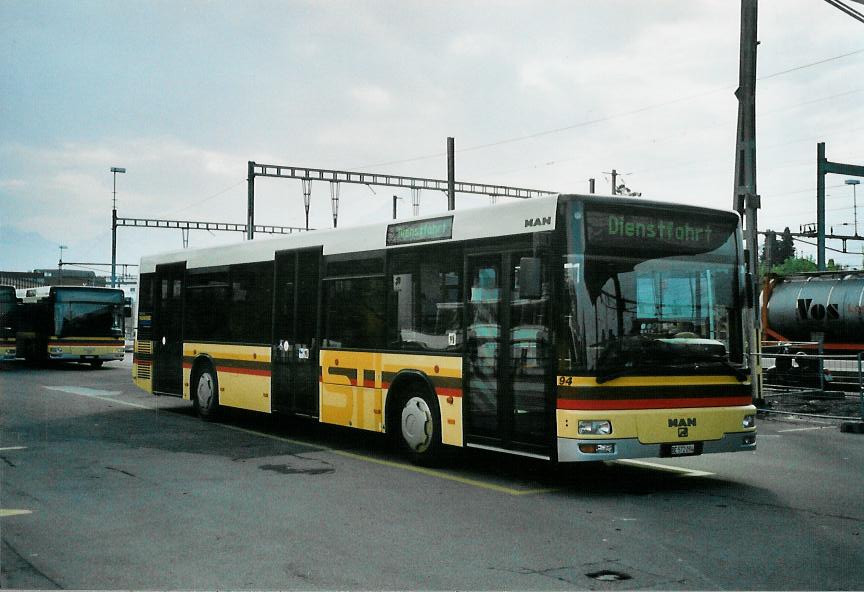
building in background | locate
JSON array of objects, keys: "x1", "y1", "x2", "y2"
[{"x1": 0, "y1": 269, "x2": 106, "y2": 289}]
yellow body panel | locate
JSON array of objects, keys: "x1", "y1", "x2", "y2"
[
  {"x1": 132, "y1": 339, "x2": 153, "y2": 394},
  {"x1": 184, "y1": 343, "x2": 271, "y2": 413},
  {"x1": 439, "y1": 394, "x2": 463, "y2": 447},
  {"x1": 557, "y1": 405, "x2": 756, "y2": 443},
  {"x1": 320, "y1": 349, "x2": 464, "y2": 445},
  {"x1": 320, "y1": 383, "x2": 383, "y2": 431}
]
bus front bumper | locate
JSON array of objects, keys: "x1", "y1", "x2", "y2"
[{"x1": 557, "y1": 430, "x2": 757, "y2": 462}]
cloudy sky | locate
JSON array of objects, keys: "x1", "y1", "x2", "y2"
[{"x1": 1, "y1": 0, "x2": 863, "y2": 277}]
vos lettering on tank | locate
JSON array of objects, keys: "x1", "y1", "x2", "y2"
[
  {"x1": 797, "y1": 298, "x2": 840, "y2": 321},
  {"x1": 525, "y1": 216, "x2": 552, "y2": 228}
]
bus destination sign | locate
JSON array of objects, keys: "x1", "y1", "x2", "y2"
[
  {"x1": 584, "y1": 207, "x2": 734, "y2": 256},
  {"x1": 386, "y1": 216, "x2": 454, "y2": 246}
]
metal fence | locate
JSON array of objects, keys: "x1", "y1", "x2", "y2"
[{"x1": 760, "y1": 347, "x2": 864, "y2": 421}]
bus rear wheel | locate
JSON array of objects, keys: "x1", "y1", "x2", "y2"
[
  {"x1": 90, "y1": 360, "x2": 103, "y2": 369},
  {"x1": 194, "y1": 367, "x2": 219, "y2": 421},
  {"x1": 398, "y1": 390, "x2": 442, "y2": 465}
]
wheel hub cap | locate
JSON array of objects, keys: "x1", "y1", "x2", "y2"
[{"x1": 401, "y1": 397, "x2": 432, "y2": 452}]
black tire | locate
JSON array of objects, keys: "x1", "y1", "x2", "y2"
[
  {"x1": 193, "y1": 366, "x2": 219, "y2": 421},
  {"x1": 90, "y1": 360, "x2": 104, "y2": 369},
  {"x1": 396, "y1": 388, "x2": 443, "y2": 465}
]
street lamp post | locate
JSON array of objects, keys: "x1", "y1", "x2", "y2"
[
  {"x1": 110, "y1": 167, "x2": 126, "y2": 288},
  {"x1": 847, "y1": 179, "x2": 861, "y2": 236}
]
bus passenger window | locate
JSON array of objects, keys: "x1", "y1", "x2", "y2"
[{"x1": 388, "y1": 252, "x2": 462, "y2": 351}]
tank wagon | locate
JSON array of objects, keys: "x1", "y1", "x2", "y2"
[{"x1": 763, "y1": 271, "x2": 864, "y2": 352}]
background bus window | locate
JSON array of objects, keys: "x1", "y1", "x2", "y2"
[{"x1": 186, "y1": 268, "x2": 230, "y2": 342}]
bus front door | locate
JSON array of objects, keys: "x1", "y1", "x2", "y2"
[
  {"x1": 465, "y1": 250, "x2": 552, "y2": 457},
  {"x1": 153, "y1": 263, "x2": 185, "y2": 395},
  {"x1": 272, "y1": 248, "x2": 321, "y2": 416}
]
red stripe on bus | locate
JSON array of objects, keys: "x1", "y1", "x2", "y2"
[
  {"x1": 215, "y1": 365, "x2": 272, "y2": 377},
  {"x1": 556, "y1": 396, "x2": 752, "y2": 410},
  {"x1": 135, "y1": 359, "x2": 152, "y2": 366},
  {"x1": 434, "y1": 387, "x2": 463, "y2": 398}
]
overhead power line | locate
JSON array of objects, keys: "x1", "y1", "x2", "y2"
[
  {"x1": 823, "y1": 0, "x2": 864, "y2": 24},
  {"x1": 358, "y1": 48, "x2": 864, "y2": 170}
]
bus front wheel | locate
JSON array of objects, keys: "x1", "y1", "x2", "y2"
[
  {"x1": 194, "y1": 367, "x2": 219, "y2": 421},
  {"x1": 398, "y1": 390, "x2": 442, "y2": 465}
]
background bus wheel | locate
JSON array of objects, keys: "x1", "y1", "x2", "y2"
[
  {"x1": 90, "y1": 360, "x2": 103, "y2": 369},
  {"x1": 194, "y1": 367, "x2": 219, "y2": 421},
  {"x1": 399, "y1": 391, "x2": 442, "y2": 465}
]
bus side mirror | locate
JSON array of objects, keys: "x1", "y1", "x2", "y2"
[{"x1": 519, "y1": 257, "x2": 542, "y2": 300}]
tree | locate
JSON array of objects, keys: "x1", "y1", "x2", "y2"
[
  {"x1": 770, "y1": 255, "x2": 842, "y2": 275},
  {"x1": 777, "y1": 227, "x2": 796, "y2": 263}
]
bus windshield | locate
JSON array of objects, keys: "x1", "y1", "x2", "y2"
[
  {"x1": 0, "y1": 287, "x2": 16, "y2": 338},
  {"x1": 559, "y1": 202, "x2": 744, "y2": 379},
  {"x1": 53, "y1": 289, "x2": 125, "y2": 338}
]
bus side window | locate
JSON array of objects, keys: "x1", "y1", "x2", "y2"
[{"x1": 388, "y1": 249, "x2": 463, "y2": 351}]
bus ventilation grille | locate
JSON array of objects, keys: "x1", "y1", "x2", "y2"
[
  {"x1": 136, "y1": 364, "x2": 152, "y2": 380},
  {"x1": 136, "y1": 341, "x2": 153, "y2": 355}
]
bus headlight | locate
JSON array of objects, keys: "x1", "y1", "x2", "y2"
[
  {"x1": 578, "y1": 420, "x2": 612, "y2": 435},
  {"x1": 743, "y1": 414, "x2": 755, "y2": 428}
]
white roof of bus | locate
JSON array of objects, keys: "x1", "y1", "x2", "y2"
[
  {"x1": 140, "y1": 193, "x2": 562, "y2": 273},
  {"x1": 16, "y1": 285, "x2": 124, "y2": 302}
]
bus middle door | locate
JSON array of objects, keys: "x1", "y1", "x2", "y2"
[{"x1": 272, "y1": 248, "x2": 321, "y2": 416}]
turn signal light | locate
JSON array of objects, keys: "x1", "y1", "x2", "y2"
[{"x1": 578, "y1": 443, "x2": 616, "y2": 454}]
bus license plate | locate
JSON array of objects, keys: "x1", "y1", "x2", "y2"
[{"x1": 671, "y1": 444, "x2": 696, "y2": 456}]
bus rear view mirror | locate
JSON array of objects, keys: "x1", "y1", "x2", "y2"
[{"x1": 519, "y1": 257, "x2": 542, "y2": 300}]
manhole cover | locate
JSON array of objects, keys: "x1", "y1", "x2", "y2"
[{"x1": 586, "y1": 570, "x2": 632, "y2": 582}]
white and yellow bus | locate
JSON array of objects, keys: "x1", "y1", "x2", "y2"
[
  {"x1": 133, "y1": 193, "x2": 756, "y2": 463},
  {"x1": 17, "y1": 286, "x2": 126, "y2": 367},
  {"x1": 0, "y1": 285, "x2": 18, "y2": 360}
]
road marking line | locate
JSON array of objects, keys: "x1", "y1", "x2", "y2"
[
  {"x1": 0, "y1": 509, "x2": 33, "y2": 518},
  {"x1": 0, "y1": 446, "x2": 27, "y2": 452},
  {"x1": 217, "y1": 423, "x2": 328, "y2": 451},
  {"x1": 42, "y1": 386, "x2": 150, "y2": 409},
  {"x1": 43, "y1": 386, "x2": 121, "y2": 397},
  {"x1": 777, "y1": 426, "x2": 835, "y2": 433},
  {"x1": 614, "y1": 459, "x2": 715, "y2": 478},
  {"x1": 331, "y1": 449, "x2": 560, "y2": 496},
  {"x1": 217, "y1": 423, "x2": 557, "y2": 496}
]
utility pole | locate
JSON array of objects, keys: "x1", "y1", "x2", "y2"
[
  {"x1": 58, "y1": 245, "x2": 67, "y2": 286},
  {"x1": 733, "y1": 0, "x2": 761, "y2": 404},
  {"x1": 447, "y1": 137, "x2": 455, "y2": 210},
  {"x1": 589, "y1": 178, "x2": 595, "y2": 194},
  {"x1": 110, "y1": 167, "x2": 126, "y2": 288},
  {"x1": 816, "y1": 143, "x2": 864, "y2": 269},
  {"x1": 247, "y1": 161, "x2": 255, "y2": 240},
  {"x1": 611, "y1": 169, "x2": 618, "y2": 195}
]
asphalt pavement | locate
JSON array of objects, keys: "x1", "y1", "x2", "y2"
[{"x1": 1, "y1": 358, "x2": 862, "y2": 590}]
